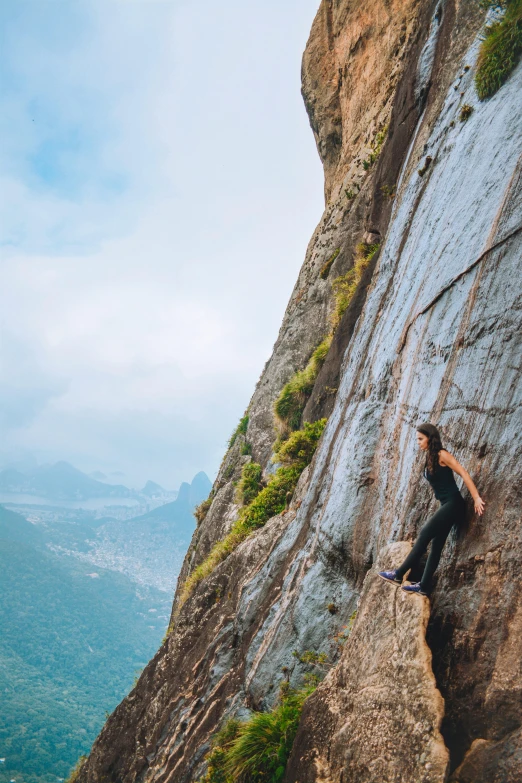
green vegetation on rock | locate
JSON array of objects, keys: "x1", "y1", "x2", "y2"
[
  {"x1": 459, "y1": 103, "x2": 474, "y2": 121},
  {"x1": 228, "y1": 414, "x2": 249, "y2": 448},
  {"x1": 319, "y1": 248, "x2": 340, "y2": 279},
  {"x1": 200, "y1": 686, "x2": 314, "y2": 783},
  {"x1": 236, "y1": 461, "x2": 263, "y2": 505},
  {"x1": 275, "y1": 239, "x2": 380, "y2": 435},
  {"x1": 65, "y1": 756, "x2": 87, "y2": 783},
  {"x1": 275, "y1": 419, "x2": 328, "y2": 471},
  {"x1": 239, "y1": 466, "x2": 301, "y2": 530},
  {"x1": 331, "y1": 243, "x2": 380, "y2": 329},
  {"x1": 475, "y1": 0, "x2": 522, "y2": 99},
  {"x1": 194, "y1": 495, "x2": 213, "y2": 525},
  {"x1": 178, "y1": 420, "x2": 327, "y2": 609},
  {"x1": 362, "y1": 126, "x2": 387, "y2": 170},
  {"x1": 274, "y1": 337, "x2": 332, "y2": 432},
  {"x1": 179, "y1": 467, "x2": 299, "y2": 608}
]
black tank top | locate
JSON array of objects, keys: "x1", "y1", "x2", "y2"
[{"x1": 423, "y1": 461, "x2": 462, "y2": 503}]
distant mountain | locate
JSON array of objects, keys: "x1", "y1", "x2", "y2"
[
  {"x1": 141, "y1": 480, "x2": 167, "y2": 498},
  {"x1": 0, "y1": 460, "x2": 135, "y2": 501},
  {"x1": 132, "y1": 471, "x2": 211, "y2": 529},
  {"x1": 89, "y1": 470, "x2": 108, "y2": 481},
  {"x1": 78, "y1": 472, "x2": 212, "y2": 592},
  {"x1": 189, "y1": 470, "x2": 212, "y2": 506}
]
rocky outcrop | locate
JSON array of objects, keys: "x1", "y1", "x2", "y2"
[
  {"x1": 77, "y1": 1, "x2": 522, "y2": 781},
  {"x1": 286, "y1": 543, "x2": 449, "y2": 783},
  {"x1": 450, "y1": 728, "x2": 522, "y2": 783}
]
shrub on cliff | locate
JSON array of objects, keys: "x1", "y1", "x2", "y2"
[
  {"x1": 475, "y1": 0, "x2": 522, "y2": 99},
  {"x1": 274, "y1": 337, "x2": 331, "y2": 432},
  {"x1": 235, "y1": 461, "x2": 263, "y2": 505},
  {"x1": 66, "y1": 755, "x2": 87, "y2": 783},
  {"x1": 331, "y1": 243, "x2": 380, "y2": 330},
  {"x1": 228, "y1": 413, "x2": 249, "y2": 448},
  {"x1": 240, "y1": 465, "x2": 302, "y2": 531},
  {"x1": 178, "y1": 420, "x2": 327, "y2": 609},
  {"x1": 194, "y1": 495, "x2": 213, "y2": 525},
  {"x1": 274, "y1": 419, "x2": 328, "y2": 471},
  {"x1": 200, "y1": 687, "x2": 314, "y2": 783},
  {"x1": 200, "y1": 719, "x2": 242, "y2": 783}
]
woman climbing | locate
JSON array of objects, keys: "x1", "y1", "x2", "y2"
[{"x1": 378, "y1": 422, "x2": 485, "y2": 596}]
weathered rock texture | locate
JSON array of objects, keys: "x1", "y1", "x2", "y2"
[
  {"x1": 77, "y1": 1, "x2": 522, "y2": 782},
  {"x1": 286, "y1": 543, "x2": 449, "y2": 783}
]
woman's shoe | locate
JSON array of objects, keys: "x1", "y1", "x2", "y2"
[
  {"x1": 377, "y1": 569, "x2": 401, "y2": 585},
  {"x1": 401, "y1": 582, "x2": 428, "y2": 596}
]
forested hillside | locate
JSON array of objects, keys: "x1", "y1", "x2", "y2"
[{"x1": 0, "y1": 505, "x2": 169, "y2": 783}]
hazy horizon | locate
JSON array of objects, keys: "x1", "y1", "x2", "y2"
[
  {"x1": 0, "y1": 449, "x2": 209, "y2": 493},
  {"x1": 0, "y1": 0, "x2": 324, "y2": 488}
]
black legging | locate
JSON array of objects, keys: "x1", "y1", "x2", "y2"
[{"x1": 395, "y1": 493, "x2": 466, "y2": 592}]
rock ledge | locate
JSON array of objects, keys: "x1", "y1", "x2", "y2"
[{"x1": 286, "y1": 542, "x2": 449, "y2": 783}]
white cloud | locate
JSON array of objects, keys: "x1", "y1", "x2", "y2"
[{"x1": 0, "y1": 0, "x2": 324, "y2": 488}]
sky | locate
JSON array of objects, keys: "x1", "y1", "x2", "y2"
[{"x1": 0, "y1": 0, "x2": 324, "y2": 490}]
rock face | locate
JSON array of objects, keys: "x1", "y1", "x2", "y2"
[
  {"x1": 286, "y1": 543, "x2": 449, "y2": 783},
  {"x1": 77, "y1": 1, "x2": 522, "y2": 782}
]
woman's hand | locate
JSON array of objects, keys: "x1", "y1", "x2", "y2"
[{"x1": 474, "y1": 496, "x2": 485, "y2": 516}]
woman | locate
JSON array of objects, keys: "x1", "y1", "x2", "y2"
[{"x1": 378, "y1": 422, "x2": 485, "y2": 596}]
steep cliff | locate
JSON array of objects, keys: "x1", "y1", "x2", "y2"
[{"x1": 77, "y1": 1, "x2": 522, "y2": 781}]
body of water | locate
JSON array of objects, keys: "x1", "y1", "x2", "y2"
[{"x1": 0, "y1": 493, "x2": 140, "y2": 510}]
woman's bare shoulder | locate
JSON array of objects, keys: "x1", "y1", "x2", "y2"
[
  {"x1": 438, "y1": 448, "x2": 452, "y2": 465},
  {"x1": 439, "y1": 449, "x2": 459, "y2": 468}
]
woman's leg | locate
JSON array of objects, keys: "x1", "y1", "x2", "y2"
[
  {"x1": 419, "y1": 495, "x2": 466, "y2": 592},
  {"x1": 419, "y1": 531, "x2": 451, "y2": 593},
  {"x1": 395, "y1": 504, "x2": 455, "y2": 582}
]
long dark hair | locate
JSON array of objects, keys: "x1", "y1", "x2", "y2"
[{"x1": 417, "y1": 422, "x2": 444, "y2": 474}]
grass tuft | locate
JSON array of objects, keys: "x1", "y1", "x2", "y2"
[
  {"x1": 380, "y1": 183, "x2": 396, "y2": 199},
  {"x1": 200, "y1": 687, "x2": 314, "y2": 783},
  {"x1": 195, "y1": 495, "x2": 213, "y2": 525},
  {"x1": 228, "y1": 414, "x2": 249, "y2": 449},
  {"x1": 239, "y1": 466, "x2": 302, "y2": 531},
  {"x1": 274, "y1": 419, "x2": 327, "y2": 471},
  {"x1": 240, "y1": 441, "x2": 252, "y2": 456},
  {"x1": 274, "y1": 337, "x2": 332, "y2": 432},
  {"x1": 319, "y1": 248, "x2": 340, "y2": 279},
  {"x1": 331, "y1": 243, "x2": 380, "y2": 330},
  {"x1": 361, "y1": 126, "x2": 388, "y2": 170},
  {"x1": 475, "y1": 0, "x2": 522, "y2": 99},
  {"x1": 236, "y1": 461, "x2": 263, "y2": 505},
  {"x1": 66, "y1": 756, "x2": 87, "y2": 783},
  {"x1": 199, "y1": 719, "x2": 242, "y2": 783},
  {"x1": 459, "y1": 103, "x2": 474, "y2": 121}
]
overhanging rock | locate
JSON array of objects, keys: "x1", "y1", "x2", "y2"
[{"x1": 285, "y1": 542, "x2": 449, "y2": 783}]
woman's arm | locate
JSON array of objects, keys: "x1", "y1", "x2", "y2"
[{"x1": 439, "y1": 450, "x2": 486, "y2": 515}]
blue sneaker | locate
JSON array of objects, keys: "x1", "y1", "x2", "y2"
[
  {"x1": 377, "y1": 569, "x2": 401, "y2": 585},
  {"x1": 401, "y1": 582, "x2": 428, "y2": 596}
]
